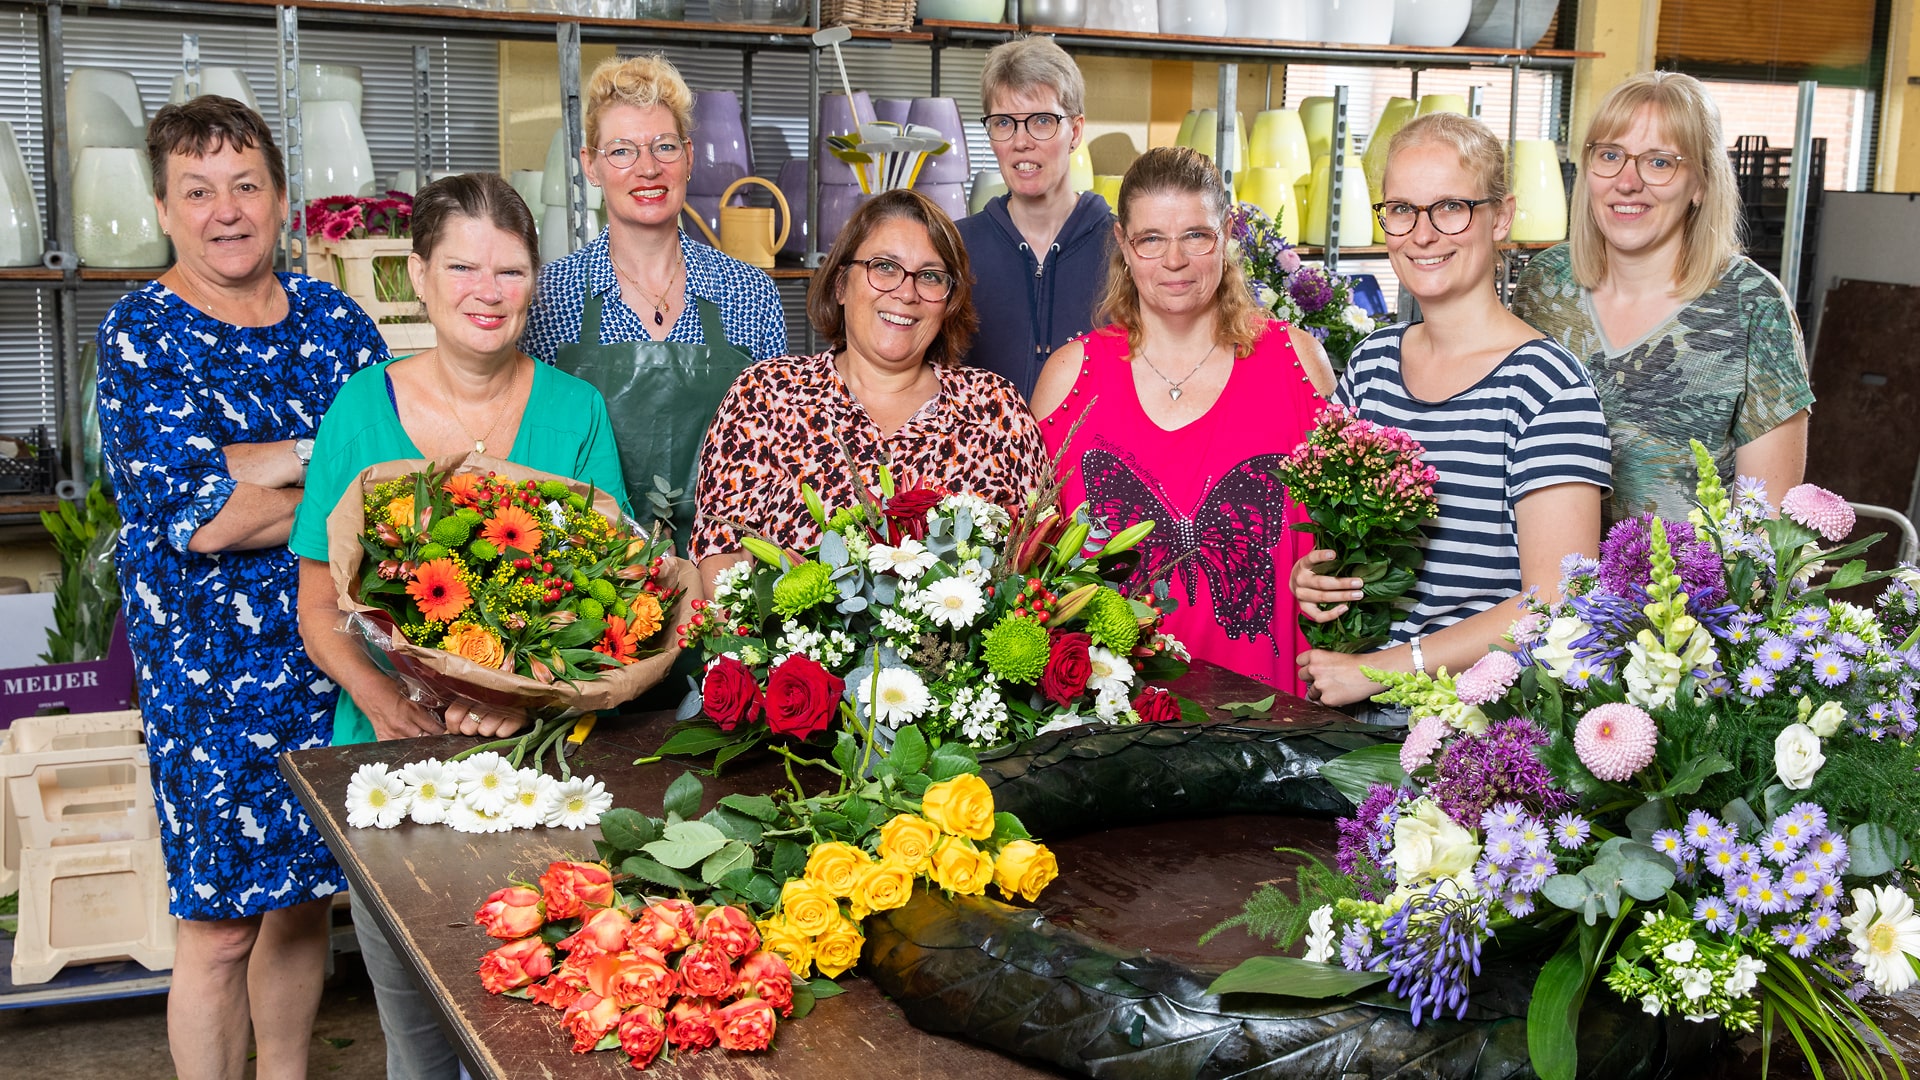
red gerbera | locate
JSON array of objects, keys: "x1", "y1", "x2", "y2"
[
  {"x1": 481, "y1": 503, "x2": 545, "y2": 554},
  {"x1": 593, "y1": 614, "x2": 642, "y2": 664},
  {"x1": 406, "y1": 558, "x2": 471, "y2": 622}
]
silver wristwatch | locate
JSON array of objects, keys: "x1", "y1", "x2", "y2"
[{"x1": 294, "y1": 438, "x2": 315, "y2": 471}]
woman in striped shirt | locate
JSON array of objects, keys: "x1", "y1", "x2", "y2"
[{"x1": 1293, "y1": 113, "x2": 1613, "y2": 710}]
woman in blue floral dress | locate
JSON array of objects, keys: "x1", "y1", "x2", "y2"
[{"x1": 97, "y1": 97, "x2": 384, "y2": 1080}]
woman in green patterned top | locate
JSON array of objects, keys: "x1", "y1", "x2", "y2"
[{"x1": 1511, "y1": 71, "x2": 1812, "y2": 524}]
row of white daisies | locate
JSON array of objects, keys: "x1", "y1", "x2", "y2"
[{"x1": 344, "y1": 751, "x2": 616, "y2": 833}]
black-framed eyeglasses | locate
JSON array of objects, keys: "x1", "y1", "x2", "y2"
[
  {"x1": 849, "y1": 257, "x2": 955, "y2": 301},
  {"x1": 979, "y1": 113, "x2": 1070, "y2": 142},
  {"x1": 1124, "y1": 228, "x2": 1219, "y2": 259},
  {"x1": 591, "y1": 135, "x2": 686, "y2": 170},
  {"x1": 1584, "y1": 143, "x2": 1687, "y2": 185},
  {"x1": 1371, "y1": 198, "x2": 1493, "y2": 236}
]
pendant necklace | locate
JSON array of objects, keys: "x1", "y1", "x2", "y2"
[
  {"x1": 435, "y1": 355, "x2": 522, "y2": 455},
  {"x1": 1136, "y1": 341, "x2": 1219, "y2": 401},
  {"x1": 617, "y1": 251, "x2": 683, "y2": 328}
]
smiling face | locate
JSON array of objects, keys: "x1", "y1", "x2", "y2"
[
  {"x1": 157, "y1": 142, "x2": 285, "y2": 286},
  {"x1": 984, "y1": 85, "x2": 1084, "y2": 203},
  {"x1": 407, "y1": 215, "x2": 536, "y2": 360},
  {"x1": 1586, "y1": 105, "x2": 1700, "y2": 262},
  {"x1": 834, "y1": 216, "x2": 949, "y2": 373},
  {"x1": 1117, "y1": 188, "x2": 1224, "y2": 319},
  {"x1": 584, "y1": 102, "x2": 690, "y2": 231},
  {"x1": 1380, "y1": 140, "x2": 1511, "y2": 305}
]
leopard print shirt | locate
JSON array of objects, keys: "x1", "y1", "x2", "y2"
[{"x1": 691, "y1": 351, "x2": 1046, "y2": 562}]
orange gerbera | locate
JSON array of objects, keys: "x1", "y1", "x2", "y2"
[
  {"x1": 593, "y1": 614, "x2": 642, "y2": 664},
  {"x1": 444, "y1": 473, "x2": 484, "y2": 508},
  {"x1": 406, "y1": 558, "x2": 471, "y2": 622},
  {"x1": 624, "y1": 592, "x2": 665, "y2": 641},
  {"x1": 481, "y1": 504, "x2": 545, "y2": 554}
]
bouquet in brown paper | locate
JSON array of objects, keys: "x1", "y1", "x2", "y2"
[{"x1": 326, "y1": 451, "x2": 696, "y2": 717}]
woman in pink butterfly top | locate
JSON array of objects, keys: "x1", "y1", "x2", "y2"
[{"x1": 1030, "y1": 147, "x2": 1335, "y2": 694}]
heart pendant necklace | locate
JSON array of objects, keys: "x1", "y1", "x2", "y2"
[{"x1": 1137, "y1": 341, "x2": 1219, "y2": 400}]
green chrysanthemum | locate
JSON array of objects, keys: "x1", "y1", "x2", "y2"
[
  {"x1": 588, "y1": 579, "x2": 618, "y2": 604},
  {"x1": 826, "y1": 506, "x2": 868, "y2": 532},
  {"x1": 456, "y1": 507, "x2": 484, "y2": 525},
  {"x1": 571, "y1": 570, "x2": 592, "y2": 590},
  {"x1": 467, "y1": 539, "x2": 499, "y2": 562},
  {"x1": 772, "y1": 561, "x2": 837, "y2": 617},
  {"x1": 576, "y1": 597, "x2": 606, "y2": 621},
  {"x1": 983, "y1": 615, "x2": 1050, "y2": 684},
  {"x1": 1083, "y1": 588, "x2": 1139, "y2": 653},
  {"x1": 537, "y1": 480, "x2": 571, "y2": 500},
  {"x1": 415, "y1": 542, "x2": 450, "y2": 563},
  {"x1": 429, "y1": 516, "x2": 474, "y2": 546},
  {"x1": 566, "y1": 494, "x2": 589, "y2": 512}
]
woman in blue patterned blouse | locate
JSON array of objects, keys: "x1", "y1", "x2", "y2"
[{"x1": 97, "y1": 96, "x2": 384, "y2": 1080}]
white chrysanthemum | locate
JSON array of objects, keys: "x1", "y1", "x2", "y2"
[
  {"x1": 1843, "y1": 886, "x2": 1920, "y2": 995},
  {"x1": 345, "y1": 763, "x2": 412, "y2": 829},
  {"x1": 1092, "y1": 685, "x2": 1131, "y2": 720},
  {"x1": 504, "y1": 770, "x2": 559, "y2": 829},
  {"x1": 399, "y1": 759, "x2": 458, "y2": 825},
  {"x1": 1303, "y1": 905, "x2": 1337, "y2": 963},
  {"x1": 867, "y1": 538, "x2": 938, "y2": 578},
  {"x1": 918, "y1": 577, "x2": 986, "y2": 629},
  {"x1": 1342, "y1": 304, "x2": 1374, "y2": 333},
  {"x1": 546, "y1": 775, "x2": 614, "y2": 829},
  {"x1": 857, "y1": 667, "x2": 932, "y2": 728},
  {"x1": 456, "y1": 751, "x2": 519, "y2": 815},
  {"x1": 1087, "y1": 647, "x2": 1134, "y2": 696}
]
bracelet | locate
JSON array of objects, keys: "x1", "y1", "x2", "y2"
[{"x1": 1409, "y1": 635, "x2": 1425, "y2": 676}]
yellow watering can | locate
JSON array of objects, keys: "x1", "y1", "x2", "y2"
[{"x1": 683, "y1": 176, "x2": 790, "y2": 269}]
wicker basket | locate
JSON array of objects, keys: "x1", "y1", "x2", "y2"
[{"x1": 821, "y1": 0, "x2": 916, "y2": 31}]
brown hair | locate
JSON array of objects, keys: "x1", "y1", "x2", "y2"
[
  {"x1": 1094, "y1": 146, "x2": 1266, "y2": 356},
  {"x1": 807, "y1": 189, "x2": 978, "y2": 368},
  {"x1": 1570, "y1": 71, "x2": 1741, "y2": 300},
  {"x1": 145, "y1": 95, "x2": 286, "y2": 200},
  {"x1": 410, "y1": 173, "x2": 541, "y2": 268},
  {"x1": 583, "y1": 54, "x2": 695, "y2": 149}
]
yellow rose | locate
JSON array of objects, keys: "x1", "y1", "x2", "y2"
[
  {"x1": 804, "y1": 841, "x2": 872, "y2": 898},
  {"x1": 920, "y1": 774, "x2": 996, "y2": 841},
  {"x1": 386, "y1": 494, "x2": 417, "y2": 530},
  {"x1": 811, "y1": 913, "x2": 865, "y2": 978},
  {"x1": 779, "y1": 877, "x2": 839, "y2": 938},
  {"x1": 439, "y1": 624, "x2": 506, "y2": 669},
  {"x1": 992, "y1": 840, "x2": 1059, "y2": 903},
  {"x1": 929, "y1": 836, "x2": 995, "y2": 895},
  {"x1": 849, "y1": 860, "x2": 915, "y2": 919},
  {"x1": 756, "y1": 914, "x2": 814, "y2": 978},
  {"x1": 876, "y1": 813, "x2": 940, "y2": 873}
]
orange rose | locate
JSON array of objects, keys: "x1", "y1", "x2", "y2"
[
  {"x1": 920, "y1": 774, "x2": 996, "y2": 840},
  {"x1": 696, "y1": 904, "x2": 761, "y2": 961},
  {"x1": 539, "y1": 860, "x2": 614, "y2": 919},
  {"x1": 589, "y1": 947, "x2": 677, "y2": 1010},
  {"x1": 676, "y1": 940, "x2": 737, "y2": 999},
  {"x1": 440, "y1": 624, "x2": 507, "y2": 669},
  {"x1": 625, "y1": 591, "x2": 665, "y2": 640},
  {"x1": 617, "y1": 1006, "x2": 668, "y2": 1069},
  {"x1": 992, "y1": 840, "x2": 1059, "y2": 902},
  {"x1": 713, "y1": 997, "x2": 778, "y2": 1051},
  {"x1": 477, "y1": 935, "x2": 553, "y2": 994},
  {"x1": 731, "y1": 950, "x2": 796, "y2": 1016},
  {"x1": 627, "y1": 902, "x2": 693, "y2": 955},
  {"x1": 386, "y1": 494, "x2": 418, "y2": 530},
  {"x1": 473, "y1": 885, "x2": 544, "y2": 939},
  {"x1": 666, "y1": 997, "x2": 719, "y2": 1051},
  {"x1": 555, "y1": 906, "x2": 632, "y2": 963},
  {"x1": 560, "y1": 990, "x2": 622, "y2": 1053}
]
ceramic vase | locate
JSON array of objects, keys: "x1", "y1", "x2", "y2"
[
  {"x1": 1236, "y1": 167, "x2": 1301, "y2": 239},
  {"x1": 1391, "y1": 0, "x2": 1470, "y2": 45},
  {"x1": 1416, "y1": 93, "x2": 1469, "y2": 118},
  {"x1": 818, "y1": 93, "x2": 874, "y2": 187},
  {"x1": 1324, "y1": 0, "x2": 1393, "y2": 44},
  {"x1": 1509, "y1": 139, "x2": 1567, "y2": 242},
  {"x1": 167, "y1": 66, "x2": 260, "y2": 112},
  {"x1": 968, "y1": 169, "x2": 1009, "y2": 215},
  {"x1": 1174, "y1": 110, "x2": 1200, "y2": 149},
  {"x1": 906, "y1": 98, "x2": 971, "y2": 184},
  {"x1": 510, "y1": 170, "x2": 545, "y2": 214},
  {"x1": 1188, "y1": 110, "x2": 1250, "y2": 172},
  {"x1": 818, "y1": 183, "x2": 873, "y2": 248},
  {"x1": 302, "y1": 100, "x2": 376, "y2": 198},
  {"x1": 542, "y1": 126, "x2": 579, "y2": 206},
  {"x1": 0, "y1": 123, "x2": 42, "y2": 268},
  {"x1": 1158, "y1": 0, "x2": 1227, "y2": 36},
  {"x1": 1361, "y1": 96, "x2": 1416, "y2": 241},
  {"x1": 73, "y1": 147, "x2": 168, "y2": 267},
  {"x1": 1304, "y1": 152, "x2": 1372, "y2": 247},
  {"x1": 1250, "y1": 109, "x2": 1312, "y2": 185},
  {"x1": 297, "y1": 63, "x2": 363, "y2": 115},
  {"x1": 1299, "y1": 96, "x2": 1335, "y2": 161},
  {"x1": 1024, "y1": 0, "x2": 1086, "y2": 26},
  {"x1": 918, "y1": 0, "x2": 1008, "y2": 21},
  {"x1": 916, "y1": 182, "x2": 969, "y2": 221},
  {"x1": 1067, "y1": 145, "x2": 1095, "y2": 192},
  {"x1": 690, "y1": 90, "x2": 752, "y2": 197},
  {"x1": 874, "y1": 98, "x2": 912, "y2": 126},
  {"x1": 1091, "y1": 174, "x2": 1123, "y2": 208},
  {"x1": 1227, "y1": 0, "x2": 1316, "y2": 39},
  {"x1": 1084, "y1": 0, "x2": 1154, "y2": 31},
  {"x1": 67, "y1": 68, "x2": 146, "y2": 154},
  {"x1": 1456, "y1": 0, "x2": 1554, "y2": 47},
  {"x1": 708, "y1": 0, "x2": 809, "y2": 21},
  {"x1": 777, "y1": 158, "x2": 812, "y2": 256}
]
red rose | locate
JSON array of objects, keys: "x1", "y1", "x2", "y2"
[
  {"x1": 695, "y1": 905, "x2": 761, "y2": 961},
  {"x1": 1132, "y1": 686, "x2": 1183, "y2": 723},
  {"x1": 763, "y1": 654, "x2": 845, "y2": 740},
  {"x1": 589, "y1": 948, "x2": 677, "y2": 1010},
  {"x1": 1040, "y1": 631, "x2": 1093, "y2": 707},
  {"x1": 666, "y1": 997, "x2": 719, "y2": 1051},
  {"x1": 881, "y1": 487, "x2": 947, "y2": 543},
  {"x1": 555, "y1": 905, "x2": 632, "y2": 963},
  {"x1": 560, "y1": 990, "x2": 623, "y2": 1053},
  {"x1": 713, "y1": 996, "x2": 779, "y2": 1051},
  {"x1": 702, "y1": 656, "x2": 764, "y2": 732},
  {"x1": 529, "y1": 976, "x2": 582, "y2": 1011},
  {"x1": 617, "y1": 1006, "x2": 668, "y2": 1069},
  {"x1": 731, "y1": 950, "x2": 796, "y2": 1017},
  {"x1": 676, "y1": 940, "x2": 737, "y2": 999},
  {"x1": 477, "y1": 935, "x2": 553, "y2": 994},
  {"x1": 539, "y1": 861, "x2": 614, "y2": 920},
  {"x1": 473, "y1": 885, "x2": 544, "y2": 939}
]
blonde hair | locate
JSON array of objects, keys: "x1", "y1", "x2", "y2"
[
  {"x1": 1386, "y1": 111, "x2": 1510, "y2": 204},
  {"x1": 1570, "y1": 71, "x2": 1741, "y2": 301},
  {"x1": 1094, "y1": 146, "x2": 1267, "y2": 357},
  {"x1": 583, "y1": 54, "x2": 694, "y2": 149},
  {"x1": 980, "y1": 35, "x2": 1086, "y2": 117}
]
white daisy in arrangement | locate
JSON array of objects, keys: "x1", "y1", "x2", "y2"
[
  {"x1": 1087, "y1": 647, "x2": 1135, "y2": 697},
  {"x1": 345, "y1": 763, "x2": 413, "y2": 829},
  {"x1": 398, "y1": 758, "x2": 459, "y2": 826},
  {"x1": 917, "y1": 576, "x2": 986, "y2": 629},
  {"x1": 504, "y1": 770, "x2": 559, "y2": 830},
  {"x1": 546, "y1": 775, "x2": 614, "y2": 830},
  {"x1": 456, "y1": 751, "x2": 519, "y2": 815},
  {"x1": 1843, "y1": 885, "x2": 1920, "y2": 995},
  {"x1": 866, "y1": 538, "x2": 937, "y2": 578},
  {"x1": 856, "y1": 666, "x2": 933, "y2": 727},
  {"x1": 446, "y1": 798, "x2": 514, "y2": 835},
  {"x1": 1092, "y1": 685, "x2": 1132, "y2": 721}
]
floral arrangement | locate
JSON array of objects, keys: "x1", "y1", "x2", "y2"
[
  {"x1": 345, "y1": 752, "x2": 614, "y2": 835},
  {"x1": 1210, "y1": 442, "x2": 1920, "y2": 1080},
  {"x1": 1229, "y1": 202, "x2": 1376, "y2": 370},
  {"x1": 1274, "y1": 404, "x2": 1439, "y2": 653},
  {"x1": 304, "y1": 192, "x2": 412, "y2": 243},
  {"x1": 669, "y1": 469, "x2": 1190, "y2": 759}
]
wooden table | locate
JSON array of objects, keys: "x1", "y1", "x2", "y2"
[{"x1": 280, "y1": 662, "x2": 1335, "y2": 1079}]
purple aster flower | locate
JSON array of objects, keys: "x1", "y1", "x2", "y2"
[
  {"x1": 1867, "y1": 700, "x2": 1893, "y2": 726},
  {"x1": 1790, "y1": 803, "x2": 1828, "y2": 834},
  {"x1": 1704, "y1": 676, "x2": 1733, "y2": 698},
  {"x1": 1336, "y1": 784, "x2": 1407, "y2": 901},
  {"x1": 1726, "y1": 877, "x2": 1760, "y2": 911},
  {"x1": 1808, "y1": 647, "x2": 1853, "y2": 687},
  {"x1": 1693, "y1": 895, "x2": 1736, "y2": 932},
  {"x1": 1867, "y1": 726, "x2": 1889, "y2": 741},
  {"x1": 1734, "y1": 476, "x2": 1771, "y2": 509},
  {"x1": 1753, "y1": 883, "x2": 1794, "y2": 916},
  {"x1": 1553, "y1": 813, "x2": 1592, "y2": 850},
  {"x1": 1780, "y1": 860, "x2": 1824, "y2": 897},
  {"x1": 1475, "y1": 861, "x2": 1510, "y2": 892},
  {"x1": 1830, "y1": 631, "x2": 1868, "y2": 656},
  {"x1": 1518, "y1": 854, "x2": 1556, "y2": 891},
  {"x1": 1757, "y1": 634, "x2": 1798, "y2": 671},
  {"x1": 1736, "y1": 664, "x2": 1776, "y2": 697},
  {"x1": 1808, "y1": 831, "x2": 1848, "y2": 867},
  {"x1": 1702, "y1": 840, "x2": 1740, "y2": 878},
  {"x1": 1730, "y1": 845, "x2": 1763, "y2": 872},
  {"x1": 1288, "y1": 266, "x2": 1334, "y2": 313},
  {"x1": 1784, "y1": 924, "x2": 1817, "y2": 959},
  {"x1": 1339, "y1": 921, "x2": 1375, "y2": 969},
  {"x1": 1761, "y1": 824, "x2": 1802, "y2": 864},
  {"x1": 1560, "y1": 553, "x2": 1601, "y2": 580},
  {"x1": 1793, "y1": 606, "x2": 1831, "y2": 629},
  {"x1": 1893, "y1": 698, "x2": 1917, "y2": 730},
  {"x1": 1790, "y1": 621, "x2": 1824, "y2": 643},
  {"x1": 1652, "y1": 829, "x2": 1686, "y2": 861},
  {"x1": 1503, "y1": 891, "x2": 1536, "y2": 918},
  {"x1": 1480, "y1": 826, "x2": 1526, "y2": 868},
  {"x1": 1807, "y1": 906, "x2": 1841, "y2": 943},
  {"x1": 1565, "y1": 657, "x2": 1607, "y2": 689},
  {"x1": 1683, "y1": 810, "x2": 1720, "y2": 849},
  {"x1": 1481, "y1": 801, "x2": 1527, "y2": 831},
  {"x1": 1513, "y1": 818, "x2": 1551, "y2": 855},
  {"x1": 1429, "y1": 718, "x2": 1569, "y2": 827}
]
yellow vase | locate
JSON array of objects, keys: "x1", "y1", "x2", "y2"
[
  {"x1": 1415, "y1": 93, "x2": 1469, "y2": 118},
  {"x1": 1509, "y1": 138, "x2": 1568, "y2": 242},
  {"x1": 1361, "y1": 96, "x2": 1417, "y2": 243},
  {"x1": 1069, "y1": 145, "x2": 1095, "y2": 192},
  {"x1": 1251, "y1": 109, "x2": 1312, "y2": 186},
  {"x1": 1091, "y1": 174, "x2": 1123, "y2": 208},
  {"x1": 1175, "y1": 109, "x2": 1201, "y2": 149},
  {"x1": 1299, "y1": 96, "x2": 1335, "y2": 161},
  {"x1": 1305, "y1": 152, "x2": 1373, "y2": 247},
  {"x1": 1236, "y1": 166, "x2": 1302, "y2": 239}
]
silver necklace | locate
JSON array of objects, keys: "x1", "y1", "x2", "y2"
[{"x1": 1136, "y1": 341, "x2": 1219, "y2": 401}]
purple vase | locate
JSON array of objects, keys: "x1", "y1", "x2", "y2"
[
  {"x1": 905, "y1": 97, "x2": 970, "y2": 185},
  {"x1": 817, "y1": 183, "x2": 872, "y2": 251},
  {"x1": 777, "y1": 157, "x2": 811, "y2": 256},
  {"x1": 690, "y1": 90, "x2": 751, "y2": 197},
  {"x1": 874, "y1": 98, "x2": 911, "y2": 126},
  {"x1": 818, "y1": 92, "x2": 873, "y2": 187}
]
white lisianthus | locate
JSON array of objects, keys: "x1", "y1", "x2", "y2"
[
  {"x1": 1843, "y1": 886, "x2": 1920, "y2": 995},
  {"x1": 1724, "y1": 954, "x2": 1767, "y2": 996},
  {"x1": 918, "y1": 576, "x2": 987, "y2": 629},
  {"x1": 857, "y1": 666, "x2": 932, "y2": 727},
  {"x1": 1303, "y1": 904, "x2": 1337, "y2": 964},
  {"x1": 1256, "y1": 285, "x2": 1280, "y2": 310},
  {"x1": 1087, "y1": 647, "x2": 1134, "y2": 696},
  {"x1": 456, "y1": 751, "x2": 520, "y2": 815},
  {"x1": 1807, "y1": 700, "x2": 1847, "y2": 738},
  {"x1": 866, "y1": 538, "x2": 937, "y2": 578},
  {"x1": 1389, "y1": 798, "x2": 1482, "y2": 887},
  {"x1": 1530, "y1": 616, "x2": 1593, "y2": 679},
  {"x1": 399, "y1": 759, "x2": 458, "y2": 825},
  {"x1": 1773, "y1": 723, "x2": 1826, "y2": 790},
  {"x1": 938, "y1": 493, "x2": 1008, "y2": 543},
  {"x1": 545, "y1": 775, "x2": 613, "y2": 829},
  {"x1": 345, "y1": 763, "x2": 412, "y2": 829}
]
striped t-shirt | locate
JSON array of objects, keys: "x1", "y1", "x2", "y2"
[{"x1": 1334, "y1": 325, "x2": 1613, "y2": 642}]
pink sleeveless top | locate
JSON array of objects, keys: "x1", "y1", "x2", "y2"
[{"x1": 1041, "y1": 320, "x2": 1322, "y2": 694}]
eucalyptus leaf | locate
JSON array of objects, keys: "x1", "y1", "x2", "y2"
[
  {"x1": 662, "y1": 771, "x2": 704, "y2": 821},
  {"x1": 1541, "y1": 874, "x2": 1591, "y2": 912},
  {"x1": 953, "y1": 507, "x2": 974, "y2": 543},
  {"x1": 1624, "y1": 799, "x2": 1668, "y2": 842},
  {"x1": 1616, "y1": 855, "x2": 1677, "y2": 901},
  {"x1": 820, "y1": 530, "x2": 848, "y2": 568},
  {"x1": 674, "y1": 687, "x2": 704, "y2": 722},
  {"x1": 1722, "y1": 798, "x2": 1764, "y2": 839},
  {"x1": 1849, "y1": 822, "x2": 1910, "y2": 879},
  {"x1": 1762, "y1": 784, "x2": 1792, "y2": 820},
  {"x1": 1205, "y1": 956, "x2": 1388, "y2": 999},
  {"x1": 837, "y1": 595, "x2": 869, "y2": 614}
]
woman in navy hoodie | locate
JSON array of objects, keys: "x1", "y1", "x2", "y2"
[{"x1": 957, "y1": 36, "x2": 1113, "y2": 400}]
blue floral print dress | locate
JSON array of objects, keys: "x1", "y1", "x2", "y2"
[{"x1": 97, "y1": 274, "x2": 384, "y2": 920}]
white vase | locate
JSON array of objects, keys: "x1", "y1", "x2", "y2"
[
  {"x1": 67, "y1": 68, "x2": 146, "y2": 154},
  {"x1": 543, "y1": 126, "x2": 577, "y2": 207},
  {"x1": 0, "y1": 122, "x2": 42, "y2": 268},
  {"x1": 1158, "y1": 0, "x2": 1227, "y2": 36},
  {"x1": 510, "y1": 170, "x2": 545, "y2": 213},
  {"x1": 297, "y1": 63, "x2": 363, "y2": 115},
  {"x1": 301, "y1": 100, "x2": 376, "y2": 199},
  {"x1": 1391, "y1": 0, "x2": 1470, "y2": 45},
  {"x1": 1227, "y1": 0, "x2": 1315, "y2": 39},
  {"x1": 968, "y1": 169, "x2": 1008, "y2": 215},
  {"x1": 73, "y1": 147, "x2": 169, "y2": 268},
  {"x1": 168, "y1": 67, "x2": 261, "y2": 112},
  {"x1": 1084, "y1": 0, "x2": 1154, "y2": 31},
  {"x1": 1324, "y1": 0, "x2": 1394, "y2": 44},
  {"x1": 1509, "y1": 139, "x2": 1567, "y2": 242}
]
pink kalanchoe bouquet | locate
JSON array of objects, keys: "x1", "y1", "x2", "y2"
[{"x1": 1273, "y1": 403, "x2": 1440, "y2": 653}]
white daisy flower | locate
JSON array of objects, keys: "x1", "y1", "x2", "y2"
[
  {"x1": 345, "y1": 763, "x2": 412, "y2": 829},
  {"x1": 446, "y1": 799, "x2": 514, "y2": 834},
  {"x1": 398, "y1": 759, "x2": 458, "y2": 825},
  {"x1": 504, "y1": 770, "x2": 559, "y2": 829},
  {"x1": 918, "y1": 577, "x2": 986, "y2": 628},
  {"x1": 546, "y1": 775, "x2": 614, "y2": 829},
  {"x1": 456, "y1": 751, "x2": 519, "y2": 815},
  {"x1": 866, "y1": 538, "x2": 937, "y2": 578},
  {"x1": 1843, "y1": 885, "x2": 1920, "y2": 995},
  {"x1": 1087, "y1": 647, "x2": 1134, "y2": 696},
  {"x1": 857, "y1": 666, "x2": 933, "y2": 727}
]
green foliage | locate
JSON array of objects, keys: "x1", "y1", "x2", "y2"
[
  {"x1": 1206, "y1": 956, "x2": 1388, "y2": 999},
  {"x1": 1200, "y1": 849, "x2": 1359, "y2": 948},
  {"x1": 1316, "y1": 743, "x2": 1410, "y2": 807},
  {"x1": 38, "y1": 481, "x2": 121, "y2": 664}
]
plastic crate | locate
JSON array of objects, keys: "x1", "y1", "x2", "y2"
[
  {"x1": 10, "y1": 836, "x2": 174, "y2": 985},
  {"x1": 1, "y1": 710, "x2": 148, "y2": 897},
  {"x1": 0, "y1": 424, "x2": 55, "y2": 496},
  {"x1": 8, "y1": 758, "x2": 156, "y2": 852}
]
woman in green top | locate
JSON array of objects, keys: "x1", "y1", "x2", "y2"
[{"x1": 1511, "y1": 71, "x2": 1813, "y2": 524}]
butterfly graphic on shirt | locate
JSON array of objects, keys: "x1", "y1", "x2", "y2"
[{"x1": 1079, "y1": 446, "x2": 1294, "y2": 652}]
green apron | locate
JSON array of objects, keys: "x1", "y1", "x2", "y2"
[{"x1": 554, "y1": 288, "x2": 754, "y2": 556}]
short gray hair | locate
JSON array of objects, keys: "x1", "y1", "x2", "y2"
[{"x1": 980, "y1": 35, "x2": 1086, "y2": 117}]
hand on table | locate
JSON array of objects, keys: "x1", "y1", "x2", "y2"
[{"x1": 442, "y1": 700, "x2": 529, "y2": 739}]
